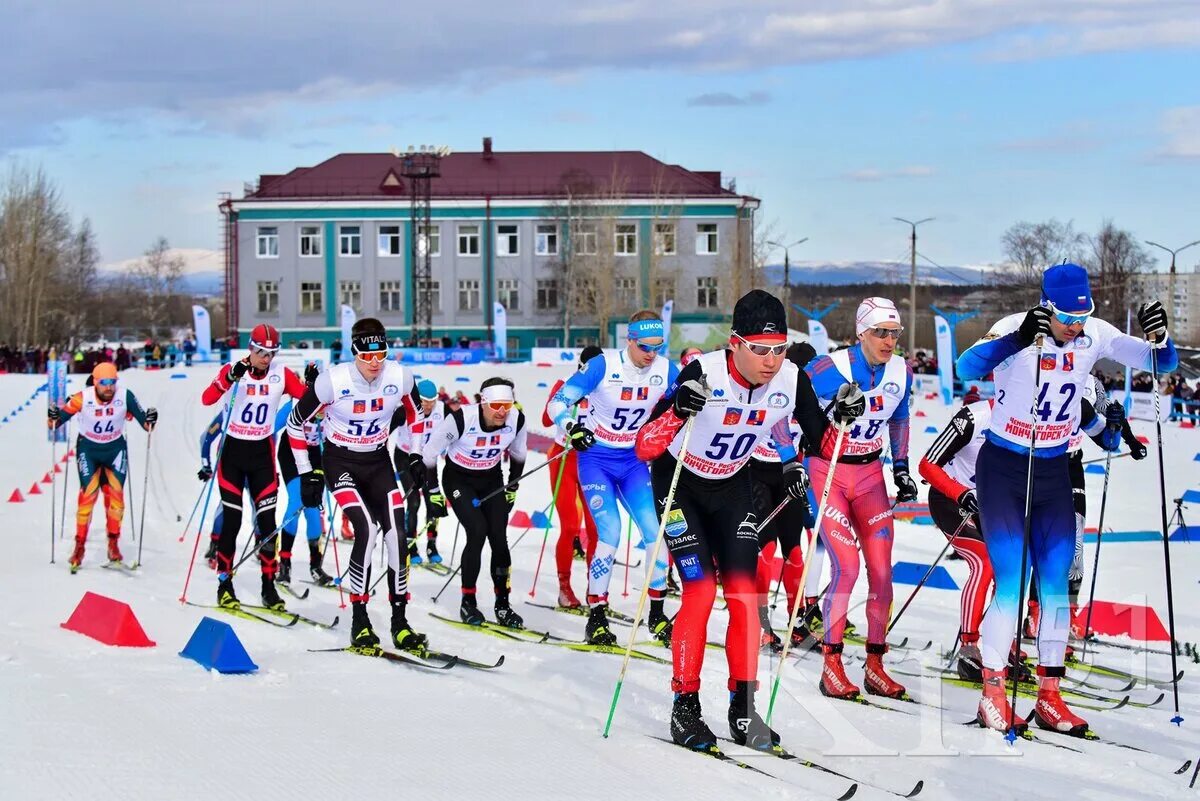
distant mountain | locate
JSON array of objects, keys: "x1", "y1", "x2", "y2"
[
  {"x1": 762, "y1": 261, "x2": 990, "y2": 287},
  {"x1": 99, "y1": 248, "x2": 223, "y2": 297}
]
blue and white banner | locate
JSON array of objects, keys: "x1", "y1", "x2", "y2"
[
  {"x1": 934, "y1": 314, "x2": 954, "y2": 406},
  {"x1": 192, "y1": 305, "x2": 212, "y2": 361},
  {"x1": 47, "y1": 352, "x2": 68, "y2": 444},
  {"x1": 399, "y1": 348, "x2": 493, "y2": 365},
  {"x1": 808, "y1": 319, "x2": 830, "y2": 355},
  {"x1": 531, "y1": 348, "x2": 583, "y2": 364},
  {"x1": 660, "y1": 298, "x2": 674, "y2": 354},
  {"x1": 493, "y1": 301, "x2": 508, "y2": 362},
  {"x1": 340, "y1": 304, "x2": 356, "y2": 363}
]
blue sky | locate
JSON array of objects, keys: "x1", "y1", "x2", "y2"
[{"x1": 4, "y1": 1, "x2": 1198, "y2": 271}]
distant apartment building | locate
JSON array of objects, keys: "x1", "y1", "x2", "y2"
[
  {"x1": 220, "y1": 138, "x2": 760, "y2": 354},
  {"x1": 1131, "y1": 266, "x2": 1200, "y2": 346}
]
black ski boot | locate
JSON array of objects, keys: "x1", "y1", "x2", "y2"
[
  {"x1": 666, "y1": 566, "x2": 681, "y2": 595},
  {"x1": 647, "y1": 598, "x2": 672, "y2": 645},
  {"x1": 426, "y1": 537, "x2": 442, "y2": 564},
  {"x1": 391, "y1": 598, "x2": 428, "y2": 655},
  {"x1": 308, "y1": 542, "x2": 333, "y2": 585},
  {"x1": 350, "y1": 602, "x2": 380, "y2": 649},
  {"x1": 277, "y1": 557, "x2": 292, "y2": 584},
  {"x1": 586, "y1": 604, "x2": 618, "y2": 646},
  {"x1": 260, "y1": 575, "x2": 286, "y2": 611},
  {"x1": 759, "y1": 606, "x2": 783, "y2": 653},
  {"x1": 670, "y1": 691, "x2": 717, "y2": 750},
  {"x1": 493, "y1": 587, "x2": 525, "y2": 630},
  {"x1": 217, "y1": 576, "x2": 239, "y2": 609},
  {"x1": 957, "y1": 640, "x2": 984, "y2": 682},
  {"x1": 790, "y1": 620, "x2": 820, "y2": 651},
  {"x1": 460, "y1": 593, "x2": 485, "y2": 626},
  {"x1": 573, "y1": 536, "x2": 586, "y2": 560},
  {"x1": 728, "y1": 680, "x2": 780, "y2": 751}
]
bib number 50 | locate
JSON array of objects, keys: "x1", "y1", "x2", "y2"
[{"x1": 704, "y1": 432, "x2": 756, "y2": 461}]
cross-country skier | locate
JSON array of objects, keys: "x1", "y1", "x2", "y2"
[
  {"x1": 275, "y1": 381, "x2": 334, "y2": 586},
  {"x1": 804, "y1": 297, "x2": 915, "y2": 700},
  {"x1": 198, "y1": 411, "x2": 224, "y2": 566},
  {"x1": 545, "y1": 310, "x2": 678, "y2": 646},
  {"x1": 957, "y1": 263, "x2": 1175, "y2": 735},
  {"x1": 635, "y1": 289, "x2": 839, "y2": 752},
  {"x1": 420, "y1": 377, "x2": 529, "y2": 627},
  {"x1": 201, "y1": 324, "x2": 306, "y2": 611},
  {"x1": 541, "y1": 346, "x2": 603, "y2": 608},
  {"x1": 48, "y1": 361, "x2": 157, "y2": 571},
  {"x1": 392, "y1": 378, "x2": 448, "y2": 565},
  {"x1": 287, "y1": 318, "x2": 425, "y2": 652}
]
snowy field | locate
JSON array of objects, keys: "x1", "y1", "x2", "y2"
[{"x1": 1, "y1": 363, "x2": 1198, "y2": 801}]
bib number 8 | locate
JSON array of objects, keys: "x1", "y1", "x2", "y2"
[{"x1": 704, "y1": 432, "x2": 756, "y2": 461}]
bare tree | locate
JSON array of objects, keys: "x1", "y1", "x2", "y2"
[
  {"x1": 49, "y1": 217, "x2": 100, "y2": 341},
  {"x1": 997, "y1": 218, "x2": 1087, "y2": 304},
  {"x1": 130, "y1": 237, "x2": 186, "y2": 336},
  {"x1": 1084, "y1": 220, "x2": 1153, "y2": 315}
]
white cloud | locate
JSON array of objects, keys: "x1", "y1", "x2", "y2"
[
  {"x1": 843, "y1": 165, "x2": 936, "y2": 181},
  {"x1": 1156, "y1": 106, "x2": 1200, "y2": 159},
  {"x1": 102, "y1": 247, "x2": 221, "y2": 276}
]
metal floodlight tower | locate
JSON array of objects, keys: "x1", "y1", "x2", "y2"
[
  {"x1": 400, "y1": 149, "x2": 445, "y2": 345},
  {"x1": 894, "y1": 216, "x2": 934, "y2": 357},
  {"x1": 1144, "y1": 238, "x2": 1200, "y2": 336}
]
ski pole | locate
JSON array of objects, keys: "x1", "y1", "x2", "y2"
[
  {"x1": 448, "y1": 519, "x2": 462, "y2": 569},
  {"x1": 124, "y1": 444, "x2": 136, "y2": 544},
  {"x1": 431, "y1": 558, "x2": 463, "y2": 603},
  {"x1": 602, "y1": 415, "x2": 697, "y2": 738},
  {"x1": 1150, "y1": 346, "x2": 1183, "y2": 725},
  {"x1": 471, "y1": 448, "x2": 571, "y2": 507},
  {"x1": 766, "y1": 419, "x2": 848, "y2": 726},
  {"x1": 888, "y1": 510, "x2": 972, "y2": 634},
  {"x1": 227, "y1": 507, "x2": 304, "y2": 574},
  {"x1": 528, "y1": 445, "x2": 571, "y2": 598},
  {"x1": 177, "y1": 480, "x2": 209, "y2": 544},
  {"x1": 180, "y1": 386, "x2": 238, "y2": 603},
  {"x1": 134, "y1": 429, "x2": 153, "y2": 567},
  {"x1": 1007, "y1": 334, "x2": 1044, "y2": 738},
  {"x1": 511, "y1": 498, "x2": 555, "y2": 550},
  {"x1": 756, "y1": 496, "x2": 793, "y2": 537},
  {"x1": 1080, "y1": 448, "x2": 1113, "y2": 661},
  {"x1": 1081, "y1": 452, "x2": 1131, "y2": 466},
  {"x1": 58, "y1": 424, "x2": 71, "y2": 542},
  {"x1": 49, "y1": 436, "x2": 57, "y2": 563},
  {"x1": 324, "y1": 491, "x2": 346, "y2": 608},
  {"x1": 622, "y1": 516, "x2": 632, "y2": 599}
]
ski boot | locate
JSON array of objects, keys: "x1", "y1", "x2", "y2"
[
  {"x1": 666, "y1": 566, "x2": 680, "y2": 595},
  {"x1": 308, "y1": 542, "x2": 333, "y2": 585},
  {"x1": 1008, "y1": 644, "x2": 1033, "y2": 683},
  {"x1": 977, "y1": 668, "x2": 1027, "y2": 735},
  {"x1": 407, "y1": 539, "x2": 423, "y2": 566},
  {"x1": 557, "y1": 573, "x2": 581, "y2": 609},
  {"x1": 494, "y1": 598, "x2": 525, "y2": 630},
  {"x1": 68, "y1": 538, "x2": 86, "y2": 573},
  {"x1": 459, "y1": 593, "x2": 485, "y2": 626},
  {"x1": 790, "y1": 619, "x2": 820, "y2": 652},
  {"x1": 728, "y1": 680, "x2": 780, "y2": 751},
  {"x1": 801, "y1": 597, "x2": 823, "y2": 633},
  {"x1": 819, "y1": 642, "x2": 861, "y2": 699},
  {"x1": 390, "y1": 598, "x2": 428, "y2": 654},
  {"x1": 957, "y1": 638, "x2": 984, "y2": 682},
  {"x1": 204, "y1": 537, "x2": 218, "y2": 569},
  {"x1": 863, "y1": 643, "x2": 908, "y2": 699},
  {"x1": 350, "y1": 601, "x2": 379, "y2": 649},
  {"x1": 1069, "y1": 603, "x2": 1088, "y2": 641},
  {"x1": 217, "y1": 576, "x2": 239, "y2": 609},
  {"x1": 647, "y1": 598, "x2": 672, "y2": 646},
  {"x1": 426, "y1": 537, "x2": 442, "y2": 564},
  {"x1": 260, "y1": 575, "x2": 286, "y2": 611},
  {"x1": 586, "y1": 603, "x2": 618, "y2": 646},
  {"x1": 670, "y1": 691, "x2": 717, "y2": 750},
  {"x1": 276, "y1": 556, "x2": 292, "y2": 584},
  {"x1": 106, "y1": 534, "x2": 123, "y2": 564},
  {"x1": 573, "y1": 536, "x2": 586, "y2": 560},
  {"x1": 1032, "y1": 667, "x2": 1089, "y2": 736},
  {"x1": 758, "y1": 606, "x2": 783, "y2": 653}
]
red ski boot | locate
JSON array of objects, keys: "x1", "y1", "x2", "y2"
[
  {"x1": 557, "y1": 573, "x2": 581, "y2": 609},
  {"x1": 819, "y1": 642, "x2": 861, "y2": 699},
  {"x1": 68, "y1": 538, "x2": 86, "y2": 573},
  {"x1": 106, "y1": 534, "x2": 123, "y2": 563},
  {"x1": 1032, "y1": 666, "x2": 1089, "y2": 736},
  {"x1": 863, "y1": 643, "x2": 908, "y2": 699},
  {"x1": 977, "y1": 668, "x2": 1027, "y2": 735}
]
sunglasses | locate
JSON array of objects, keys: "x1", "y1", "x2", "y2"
[
  {"x1": 631, "y1": 340, "x2": 662, "y2": 354},
  {"x1": 733, "y1": 333, "x2": 788, "y2": 357},
  {"x1": 485, "y1": 401, "x2": 514, "y2": 413},
  {"x1": 1045, "y1": 301, "x2": 1092, "y2": 326},
  {"x1": 97, "y1": 378, "x2": 117, "y2": 387},
  {"x1": 868, "y1": 327, "x2": 903, "y2": 341},
  {"x1": 250, "y1": 345, "x2": 279, "y2": 357},
  {"x1": 355, "y1": 350, "x2": 388, "y2": 363}
]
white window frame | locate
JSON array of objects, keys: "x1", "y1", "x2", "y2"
[
  {"x1": 256, "y1": 226, "x2": 279, "y2": 259},
  {"x1": 256, "y1": 280, "x2": 279, "y2": 314},
  {"x1": 575, "y1": 224, "x2": 597, "y2": 256},
  {"x1": 298, "y1": 225, "x2": 322, "y2": 258},
  {"x1": 339, "y1": 279, "x2": 361, "y2": 310},
  {"x1": 696, "y1": 276, "x2": 719, "y2": 308},
  {"x1": 378, "y1": 224, "x2": 402, "y2": 257},
  {"x1": 379, "y1": 280, "x2": 403, "y2": 312},
  {"x1": 615, "y1": 223, "x2": 638, "y2": 256},
  {"x1": 653, "y1": 222, "x2": 676, "y2": 256},
  {"x1": 458, "y1": 224, "x2": 480, "y2": 257},
  {"x1": 615, "y1": 276, "x2": 638, "y2": 308},
  {"x1": 339, "y1": 225, "x2": 361, "y2": 257},
  {"x1": 496, "y1": 224, "x2": 520, "y2": 257},
  {"x1": 417, "y1": 278, "x2": 441, "y2": 311},
  {"x1": 695, "y1": 223, "x2": 718, "y2": 255},
  {"x1": 299, "y1": 281, "x2": 324, "y2": 314},
  {"x1": 653, "y1": 276, "x2": 676, "y2": 308},
  {"x1": 458, "y1": 278, "x2": 481, "y2": 311},
  {"x1": 497, "y1": 278, "x2": 520, "y2": 311},
  {"x1": 535, "y1": 224, "x2": 558, "y2": 256},
  {"x1": 536, "y1": 279, "x2": 560, "y2": 310},
  {"x1": 417, "y1": 224, "x2": 440, "y2": 257}
]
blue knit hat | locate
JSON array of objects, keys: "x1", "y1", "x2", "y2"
[
  {"x1": 1041, "y1": 263, "x2": 1094, "y2": 314},
  {"x1": 416, "y1": 379, "x2": 437, "y2": 400}
]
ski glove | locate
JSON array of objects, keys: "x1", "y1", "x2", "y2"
[
  {"x1": 1017, "y1": 306, "x2": 1053, "y2": 348},
  {"x1": 300, "y1": 470, "x2": 325, "y2": 508},
  {"x1": 229, "y1": 359, "x2": 250, "y2": 381},
  {"x1": 197, "y1": 465, "x2": 213, "y2": 482},
  {"x1": 833, "y1": 382, "x2": 866, "y2": 424},
  {"x1": 46, "y1": 406, "x2": 60, "y2": 427},
  {"x1": 957, "y1": 488, "x2": 978, "y2": 517},
  {"x1": 893, "y1": 463, "x2": 919, "y2": 503},
  {"x1": 406, "y1": 453, "x2": 426, "y2": 490},
  {"x1": 1137, "y1": 301, "x2": 1168, "y2": 345},
  {"x1": 144, "y1": 407, "x2": 158, "y2": 428},
  {"x1": 427, "y1": 490, "x2": 448, "y2": 518},
  {"x1": 672, "y1": 375, "x2": 710, "y2": 418},
  {"x1": 304, "y1": 361, "x2": 320, "y2": 386},
  {"x1": 1123, "y1": 429, "x2": 1148, "y2": 460},
  {"x1": 781, "y1": 461, "x2": 815, "y2": 523},
  {"x1": 565, "y1": 422, "x2": 595, "y2": 452},
  {"x1": 504, "y1": 485, "x2": 518, "y2": 512}
]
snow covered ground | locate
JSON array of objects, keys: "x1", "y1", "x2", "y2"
[{"x1": 1, "y1": 363, "x2": 1198, "y2": 801}]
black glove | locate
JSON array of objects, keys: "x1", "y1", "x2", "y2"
[
  {"x1": 504, "y1": 483, "x2": 518, "y2": 514},
  {"x1": 197, "y1": 465, "x2": 213, "y2": 482},
  {"x1": 406, "y1": 453, "x2": 426, "y2": 490},
  {"x1": 427, "y1": 488, "x2": 449, "y2": 518},
  {"x1": 957, "y1": 488, "x2": 978, "y2": 517},
  {"x1": 144, "y1": 407, "x2": 158, "y2": 428},
  {"x1": 1017, "y1": 306, "x2": 1053, "y2": 347},
  {"x1": 893, "y1": 463, "x2": 918, "y2": 503},
  {"x1": 229, "y1": 359, "x2": 250, "y2": 381},
  {"x1": 833, "y1": 383, "x2": 865, "y2": 424},
  {"x1": 565, "y1": 422, "x2": 595, "y2": 452},
  {"x1": 1137, "y1": 301, "x2": 1168, "y2": 344},
  {"x1": 781, "y1": 460, "x2": 815, "y2": 522},
  {"x1": 47, "y1": 406, "x2": 60, "y2": 427},
  {"x1": 672, "y1": 375, "x2": 710, "y2": 418},
  {"x1": 304, "y1": 361, "x2": 319, "y2": 386},
  {"x1": 300, "y1": 470, "x2": 325, "y2": 508},
  {"x1": 1123, "y1": 428, "x2": 1148, "y2": 460},
  {"x1": 1104, "y1": 402, "x2": 1125, "y2": 431}
]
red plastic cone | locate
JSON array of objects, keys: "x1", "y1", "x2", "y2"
[
  {"x1": 61, "y1": 591, "x2": 156, "y2": 647},
  {"x1": 508, "y1": 510, "x2": 533, "y2": 528},
  {"x1": 28, "y1": 482, "x2": 42, "y2": 495},
  {"x1": 41, "y1": 472, "x2": 52, "y2": 484},
  {"x1": 7, "y1": 489, "x2": 23, "y2": 503},
  {"x1": 53, "y1": 464, "x2": 63, "y2": 473}
]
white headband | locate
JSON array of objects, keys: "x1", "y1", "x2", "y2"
[
  {"x1": 480, "y1": 384, "x2": 514, "y2": 404},
  {"x1": 856, "y1": 297, "x2": 901, "y2": 336}
]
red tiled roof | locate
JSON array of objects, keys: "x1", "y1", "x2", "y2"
[{"x1": 246, "y1": 148, "x2": 753, "y2": 202}]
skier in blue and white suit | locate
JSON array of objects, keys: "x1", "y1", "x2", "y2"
[
  {"x1": 957, "y1": 263, "x2": 1176, "y2": 737},
  {"x1": 546, "y1": 310, "x2": 679, "y2": 646}
]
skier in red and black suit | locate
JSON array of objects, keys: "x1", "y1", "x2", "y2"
[
  {"x1": 635, "y1": 290, "x2": 853, "y2": 753},
  {"x1": 200, "y1": 324, "x2": 306, "y2": 611}
]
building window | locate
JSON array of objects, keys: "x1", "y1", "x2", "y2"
[
  {"x1": 339, "y1": 280, "x2": 361, "y2": 310},
  {"x1": 696, "y1": 276, "x2": 719, "y2": 308},
  {"x1": 256, "y1": 280, "x2": 278, "y2": 314},
  {"x1": 378, "y1": 225, "x2": 402, "y2": 257},
  {"x1": 573, "y1": 335, "x2": 599, "y2": 347},
  {"x1": 458, "y1": 224, "x2": 480, "y2": 256},
  {"x1": 379, "y1": 280, "x2": 403, "y2": 312},
  {"x1": 497, "y1": 278, "x2": 520, "y2": 311},
  {"x1": 535, "y1": 336, "x2": 560, "y2": 347},
  {"x1": 496, "y1": 224, "x2": 519, "y2": 256},
  {"x1": 339, "y1": 225, "x2": 361, "y2": 256},
  {"x1": 615, "y1": 276, "x2": 638, "y2": 308},
  {"x1": 654, "y1": 223, "x2": 676, "y2": 256},
  {"x1": 615, "y1": 223, "x2": 638, "y2": 256},
  {"x1": 417, "y1": 224, "x2": 440, "y2": 257},
  {"x1": 256, "y1": 227, "x2": 279, "y2": 258},
  {"x1": 298, "y1": 225, "x2": 322, "y2": 257},
  {"x1": 299, "y1": 281, "x2": 323, "y2": 314},
  {"x1": 416, "y1": 279, "x2": 441, "y2": 311},
  {"x1": 458, "y1": 279, "x2": 481, "y2": 311},
  {"x1": 695, "y1": 223, "x2": 718, "y2": 255},
  {"x1": 574, "y1": 224, "x2": 597, "y2": 256},
  {"x1": 653, "y1": 276, "x2": 675, "y2": 307},
  {"x1": 535, "y1": 224, "x2": 558, "y2": 256},
  {"x1": 536, "y1": 279, "x2": 560, "y2": 310}
]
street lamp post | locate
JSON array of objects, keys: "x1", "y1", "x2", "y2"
[
  {"x1": 893, "y1": 217, "x2": 934, "y2": 358},
  {"x1": 768, "y1": 237, "x2": 808, "y2": 330},
  {"x1": 1145, "y1": 238, "x2": 1200, "y2": 335}
]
